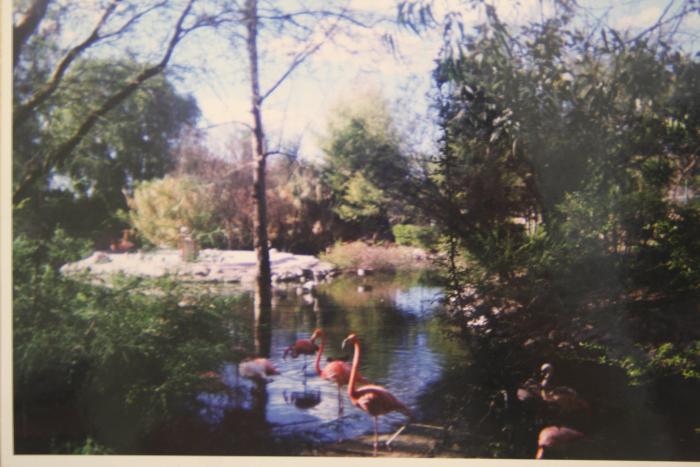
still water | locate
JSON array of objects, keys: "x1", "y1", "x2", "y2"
[
  {"x1": 14, "y1": 272, "x2": 700, "y2": 458},
  {"x1": 192, "y1": 272, "x2": 464, "y2": 452}
]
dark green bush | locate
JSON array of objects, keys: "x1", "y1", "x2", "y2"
[{"x1": 13, "y1": 228, "x2": 247, "y2": 450}]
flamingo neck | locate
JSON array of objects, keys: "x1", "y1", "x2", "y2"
[
  {"x1": 541, "y1": 373, "x2": 552, "y2": 389},
  {"x1": 535, "y1": 447, "x2": 545, "y2": 459},
  {"x1": 348, "y1": 340, "x2": 361, "y2": 400},
  {"x1": 314, "y1": 334, "x2": 325, "y2": 376}
]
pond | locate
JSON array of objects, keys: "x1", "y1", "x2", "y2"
[{"x1": 14, "y1": 271, "x2": 700, "y2": 459}]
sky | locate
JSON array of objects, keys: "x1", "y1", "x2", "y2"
[
  {"x1": 12, "y1": 0, "x2": 700, "y2": 162},
  {"x1": 164, "y1": 0, "x2": 699, "y2": 162},
  {"x1": 173, "y1": 0, "x2": 443, "y2": 160}
]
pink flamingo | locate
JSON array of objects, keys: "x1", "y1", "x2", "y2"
[
  {"x1": 239, "y1": 357, "x2": 279, "y2": 384},
  {"x1": 539, "y1": 364, "x2": 590, "y2": 413},
  {"x1": 283, "y1": 334, "x2": 319, "y2": 372},
  {"x1": 517, "y1": 376, "x2": 541, "y2": 402},
  {"x1": 310, "y1": 328, "x2": 367, "y2": 414},
  {"x1": 110, "y1": 229, "x2": 135, "y2": 253},
  {"x1": 342, "y1": 333, "x2": 412, "y2": 456},
  {"x1": 535, "y1": 426, "x2": 584, "y2": 459}
]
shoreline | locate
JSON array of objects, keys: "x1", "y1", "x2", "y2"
[{"x1": 60, "y1": 248, "x2": 338, "y2": 288}]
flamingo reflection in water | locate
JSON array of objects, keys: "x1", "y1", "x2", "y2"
[
  {"x1": 342, "y1": 333, "x2": 413, "y2": 456},
  {"x1": 283, "y1": 383, "x2": 322, "y2": 410}
]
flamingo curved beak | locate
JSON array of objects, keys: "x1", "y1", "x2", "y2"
[{"x1": 341, "y1": 337, "x2": 349, "y2": 350}]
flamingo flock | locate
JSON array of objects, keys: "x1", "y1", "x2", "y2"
[
  {"x1": 199, "y1": 328, "x2": 412, "y2": 456},
  {"x1": 291, "y1": 329, "x2": 411, "y2": 455},
  {"x1": 518, "y1": 362, "x2": 591, "y2": 459},
  {"x1": 201, "y1": 327, "x2": 593, "y2": 458},
  {"x1": 310, "y1": 328, "x2": 367, "y2": 415}
]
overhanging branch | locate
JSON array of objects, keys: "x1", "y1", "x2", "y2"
[
  {"x1": 14, "y1": 0, "x2": 122, "y2": 127},
  {"x1": 13, "y1": 0, "x2": 198, "y2": 205}
]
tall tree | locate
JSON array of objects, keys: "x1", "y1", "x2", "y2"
[
  {"x1": 229, "y1": 0, "x2": 375, "y2": 307},
  {"x1": 320, "y1": 90, "x2": 406, "y2": 240},
  {"x1": 244, "y1": 0, "x2": 272, "y2": 308}
]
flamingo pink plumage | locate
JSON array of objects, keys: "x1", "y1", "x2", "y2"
[
  {"x1": 539, "y1": 363, "x2": 590, "y2": 413},
  {"x1": 310, "y1": 328, "x2": 366, "y2": 414},
  {"x1": 342, "y1": 333, "x2": 412, "y2": 456},
  {"x1": 239, "y1": 357, "x2": 279, "y2": 383},
  {"x1": 283, "y1": 337, "x2": 318, "y2": 360},
  {"x1": 535, "y1": 425, "x2": 584, "y2": 459}
]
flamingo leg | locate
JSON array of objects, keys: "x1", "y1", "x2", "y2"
[
  {"x1": 373, "y1": 417, "x2": 379, "y2": 456},
  {"x1": 301, "y1": 354, "x2": 308, "y2": 374},
  {"x1": 386, "y1": 424, "x2": 407, "y2": 450},
  {"x1": 337, "y1": 385, "x2": 344, "y2": 416}
]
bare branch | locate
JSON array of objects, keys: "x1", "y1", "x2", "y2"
[
  {"x1": 258, "y1": 9, "x2": 375, "y2": 29},
  {"x1": 198, "y1": 119, "x2": 254, "y2": 132},
  {"x1": 628, "y1": 0, "x2": 694, "y2": 44},
  {"x1": 264, "y1": 149, "x2": 299, "y2": 160},
  {"x1": 100, "y1": 1, "x2": 169, "y2": 40},
  {"x1": 260, "y1": 40, "x2": 324, "y2": 102},
  {"x1": 260, "y1": 9, "x2": 351, "y2": 102}
]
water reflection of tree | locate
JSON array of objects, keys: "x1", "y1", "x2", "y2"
[
  {"x1": 255, "y1": 294, "x2": 272, "y2": 358},
  {"x1": 139, "y1": 381, "x2": 271, "y2": 455}
]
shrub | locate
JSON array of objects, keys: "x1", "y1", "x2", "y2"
[
  {"x1": 13, "y1": 229, "x2": 244, "y2": 451},
  {"x1": 392, "y1": 224, "x2": 440, "y2": 250},
  {"x1": 320, "y1": 241, "x2": 429, "y2": 271},
  {"x1": 126, "y1": 175, "x2": 219, "y2": 248}
]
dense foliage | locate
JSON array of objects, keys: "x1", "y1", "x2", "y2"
[
  {"x1": 13, "y1": 57, "x2": 199, "y2": 242},
  {"x1": 414, "y1": 2, "x2": 700, "y2": 381},
  {"x1": 13, "y1": 229, "x2": 248, "y2": 452}
]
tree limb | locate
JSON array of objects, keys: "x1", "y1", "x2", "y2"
[
  {"x1": 13, "y1": 0, "x2": 197, "y2": 204},
  {"x1": 198, "y1": 119, "x2": 254, "y2": 132},
  {"x1": 260, "y1": 12, "x2": 346, "y2": 102},
  {"x1": 628, "y1": 0, "x2": 694, "y2": 44},
  {"x1": 260, "y1": 40, "x2": 324, "y2": 102},
  {"x1": 14, "y1": 0, "x2": 122, "y2": 127},
  {"x1": 13, "y1": 0, "x2": 51, "y2": 67},
  {"x1": 257, "y1": 9, "x2": 374, "y2": 29}
]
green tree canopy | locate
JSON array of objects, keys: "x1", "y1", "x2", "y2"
[
  {"x1": 320, "y1": 90, "x2": 408, "y2": 240},
  {"x1": 428, "y1": 4, "x2": 700, "y2": 290},
  {"x1": 14, "y1": 58, "x2": 199, "y2": 240}
]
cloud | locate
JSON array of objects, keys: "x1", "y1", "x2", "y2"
[{"x1": 615, "y1": 5, "x2": 663, "y2": 30}]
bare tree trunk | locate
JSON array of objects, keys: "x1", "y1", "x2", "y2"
[{"x1": 245, "y1": 0, "x2": 272, "y2": 309}]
